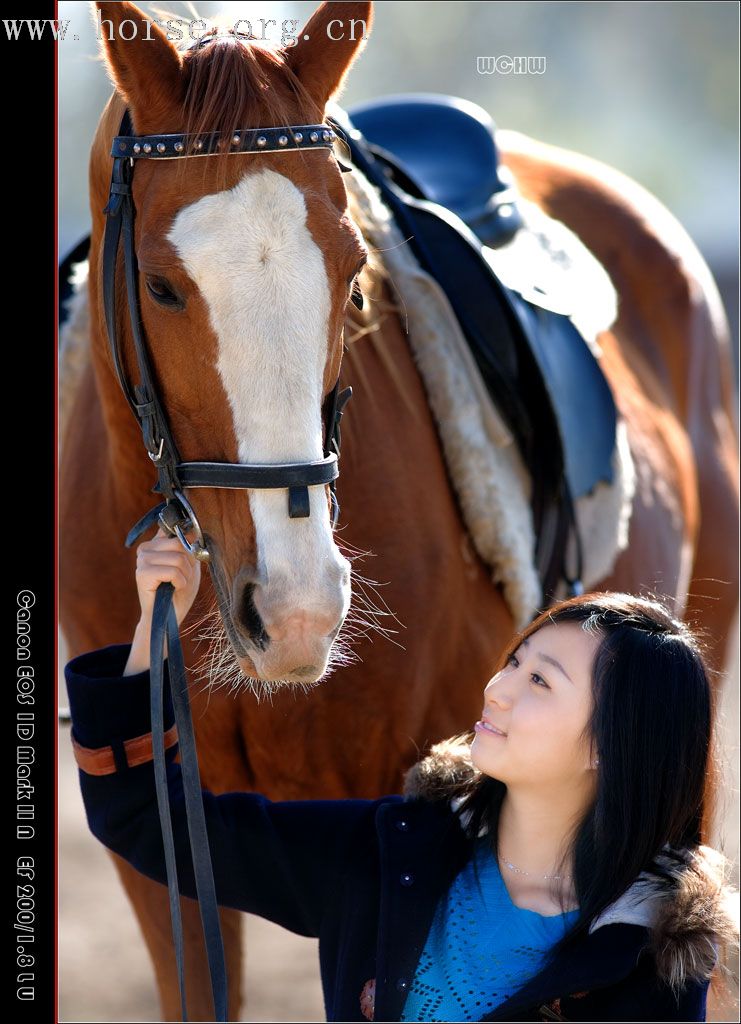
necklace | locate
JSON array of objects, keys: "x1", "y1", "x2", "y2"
[{"x1": 499, "y1": 854, "x2": 571, "y2": 881}]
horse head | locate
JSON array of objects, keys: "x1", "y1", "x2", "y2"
[{"x1": 91, "y1": 1, "x2": 374, "y2": 686}]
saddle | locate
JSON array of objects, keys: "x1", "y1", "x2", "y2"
[
  {"x1": 345, "y1": 92, "x2": 524, "y2": 248},
  {"x1": 336, "y1": 94, "x2": 618, "y2": 603}
]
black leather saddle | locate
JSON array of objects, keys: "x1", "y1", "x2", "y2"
[
  {"x1": 346, "y1": 92, "x2": 523, "y2": 249},
  {"x1": 336, "y1": 94, "x2": 618, "y2": 601}
]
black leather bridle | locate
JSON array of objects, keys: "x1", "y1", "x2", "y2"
[
  {"x1": 104, "y1": 109, "x2": 352, "y2": 559},
  {"x1": 102, "y1": 107, "x2": 355, "y2": 1021}
]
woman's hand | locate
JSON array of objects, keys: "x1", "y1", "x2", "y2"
[
  {"x1": 135, "y1": 527, "x2": 202, "y2": 627},
  {"x1": 123, "y1": 527, "x2": 202, "y2": 675}
]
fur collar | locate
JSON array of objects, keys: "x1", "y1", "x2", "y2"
[{"x1": 402, "y1": 737, "x2": 739, "y2": 993}]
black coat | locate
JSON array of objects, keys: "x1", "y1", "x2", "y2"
[{"x1": 65, "y1": 642, "x2": 737, "y2": 1022}]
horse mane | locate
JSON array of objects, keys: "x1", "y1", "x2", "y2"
[{"x1": 174, "y1": 31, "x2": 325, "y2": 192}]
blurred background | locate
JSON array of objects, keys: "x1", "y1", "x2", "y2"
[
  {"x1": 59, "y1": 0, "x2": 740, "y2": 343},
  {"x1": 58, "y1": 1, "x2": 739, "y2": 1021}
]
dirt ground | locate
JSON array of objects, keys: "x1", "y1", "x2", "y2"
[{"x1": 58, "y1": 619, "x2": 740, "y2": 1023}]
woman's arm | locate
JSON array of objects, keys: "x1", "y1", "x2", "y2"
[
  {"x1": 66, "y1": 641, "x2": 382, "y2": 938},
  {"x1": 66, "y1": 529, "x2": 384, "y2": 938},
  {"x1": 122, "y1": 618, "x2": 153, "y2": 676}
]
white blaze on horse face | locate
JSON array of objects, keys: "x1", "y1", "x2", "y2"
[{"x1": 167, "y1": 168, "x2": 349, "y2": 612}]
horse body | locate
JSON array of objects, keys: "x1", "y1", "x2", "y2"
[{"x1": 59, "y1": 3, "x2": 738, "y2": 1019}]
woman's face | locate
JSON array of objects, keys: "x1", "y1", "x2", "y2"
[{"x1": 470, "y1": 621, "x2": 601, "y2": 791}]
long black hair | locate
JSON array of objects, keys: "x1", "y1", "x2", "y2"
[{"x1": 449, "y1": 590, "x2": 722, "y2": 968}]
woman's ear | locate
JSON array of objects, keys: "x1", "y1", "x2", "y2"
[
  {"x1": 283, "y1": 1, "x2": 373, "y2": 110},
  {"x1": 93, "y1": 1, "x2": 185, "y2": 134}
]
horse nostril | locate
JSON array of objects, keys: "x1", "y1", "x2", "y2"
[{"x1": 237, "y1": 583, "x2": 270, "y2": 650}]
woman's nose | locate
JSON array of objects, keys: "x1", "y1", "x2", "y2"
[{"x1": 484, "y1": 673, "x2": 511, "y2": 706}]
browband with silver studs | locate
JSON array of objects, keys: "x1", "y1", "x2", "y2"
[{"x1": 111, "y1": 125, "x2": 337, "y2": 160}]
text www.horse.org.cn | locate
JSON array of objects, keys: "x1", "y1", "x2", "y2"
[{"x1": 95, "y1": 12, "x2": 369, "y2": 48}]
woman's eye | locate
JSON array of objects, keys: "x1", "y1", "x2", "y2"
[
  {"x1": 145, "y1": 276, "x2": 182, "y2": 308},
  {"x1": 508, "y1": 652, "x2": 548, "y2": 688}
]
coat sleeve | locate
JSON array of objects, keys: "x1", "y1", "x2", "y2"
[{"x1": 64, "y1": 642, "x2": 384, "y2": 939}]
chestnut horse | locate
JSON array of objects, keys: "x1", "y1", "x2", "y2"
[{"x1": 59, "y1": 2, "x2": 739, "y2": 1019}]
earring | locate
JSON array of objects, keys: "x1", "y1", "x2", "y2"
[{"x1": 593, "y1": 757, "x2": 600, "y2": 769}]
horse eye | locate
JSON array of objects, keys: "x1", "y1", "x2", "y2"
[
  {"x1": 145, "y1": 276, "x2": 182, "y2": 308},
  {"x1": 350, "y1": 282, "x2": 364, "y2": 311}
]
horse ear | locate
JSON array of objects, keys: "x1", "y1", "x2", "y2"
[
  {"x1": 93, "y1": 1, "x2": 184, "y2": 132},
  {"x1": 284, "y1": 1, "x2": 373, "y2": 108}
]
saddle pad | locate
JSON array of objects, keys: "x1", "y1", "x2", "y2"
[{"x1": 344, "y1": 164, "x2": 636, "y2": 627}]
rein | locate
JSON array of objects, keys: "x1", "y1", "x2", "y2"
[{"x1": 102, "y1": 107, "x2": 352, "y2": 1021}]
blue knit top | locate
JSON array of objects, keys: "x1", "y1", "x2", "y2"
[{"x1": 400, "y1": 836, "x2": 580, "y2": 1022}]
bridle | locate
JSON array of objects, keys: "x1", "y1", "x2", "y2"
[
  {"x1": 104, "y1": 109, "x2": 354, "y2": 659},
  {"x1": 102, "y1": 106, "x2": 354, "y2": 1022},
  {"x1": 104, "y1": 109, "x2": 352, "y2": 559}
]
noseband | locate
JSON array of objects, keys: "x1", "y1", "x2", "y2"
[{"x1": 101, "y1": 107, "x2": 354, "y2": 1022}]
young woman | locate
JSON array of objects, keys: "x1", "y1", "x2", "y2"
[{"x1": 65, "y1": 529, "x2": 738, "y2": 1022}]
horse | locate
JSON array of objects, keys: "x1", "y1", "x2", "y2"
[{"x1": 59, "y1": 2, "x2": 739, "y2": 1019}]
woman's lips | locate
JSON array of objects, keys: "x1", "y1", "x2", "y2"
[{"x1": 474, "y1": 719, "x2": 506, "y2": 738}]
